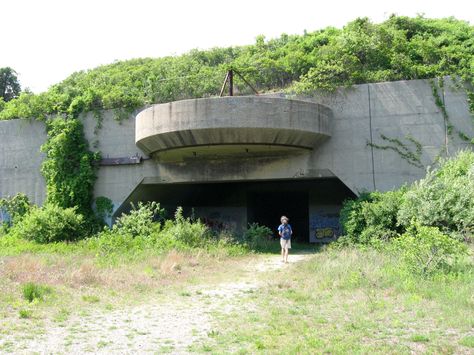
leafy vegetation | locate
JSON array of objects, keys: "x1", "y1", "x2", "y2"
[
  {"x1": 94, "y1": 196, "x2": 114, "y2": 224},
  {"x1": 339, "y1": 150, "x2": 473, "y2": 280},
  {"x1": 1, "y1": 15, "x2": 473, "y2": 121},
  {"x1": 0, "y1": 193, "x2": 31, "y2": 228},
  {"x1": 398, "y1": 150, "x2": 474, "y2": 240},
  {"x1": 0, "y1": 67, "x2": 21, "y2": 103},
  {"x1": 0, "y1": 200, "x2": 273, "y2": 260},
  {"x1": 41, "y1": 118, "x2": 99, "y2": 219},
  {"x1": 393, "y1": 224, "x2": 468, "y2": 275},
  {"x1": 340, "y1": 189, "x2": 405, "y2": 244},
  {"x1": 242, "y1": 222, "x2": 274, "y2": 250},
  {"x1": 10, "y1": 204, "x2": 85, "y2": 243},
  {"x1": 341, "y1": 150, "x2": 474, "y2": 244},
  {"x1": 22, "y1": 282, "x2": 52, "y2": 303}
]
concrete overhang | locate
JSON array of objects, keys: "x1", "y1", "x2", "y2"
[{"x1": 135, "y1": 96, "x2": 332, "y2": 156}]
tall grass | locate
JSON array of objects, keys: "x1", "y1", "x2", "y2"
[{"x1": 204, "y1": 246, "x2": 474, "y2": 354}]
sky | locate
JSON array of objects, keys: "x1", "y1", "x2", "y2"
[{"x1": 2, "y1": 0, "x2": 474, "y2": 93}]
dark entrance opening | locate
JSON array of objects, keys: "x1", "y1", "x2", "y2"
[
  {"x1": 115, "y1": 178, "x2": 356, "y2": 242},
  {"x1": 247, "y1": 190, "x2": 309, "y2": 242}
]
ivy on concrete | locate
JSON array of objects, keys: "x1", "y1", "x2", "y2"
[
  {"x1": 368, "y1": 134, "x2": 423, "y2": 168},
  {"x1": 94, "y1": 196, "x2": 114, "y2": 223},
  {"x1": 430, "y1": 78, "x2": 474, "y2": 145},
  {"x1": 41, "y1": 118, "x2": 100, "y2": 219}
]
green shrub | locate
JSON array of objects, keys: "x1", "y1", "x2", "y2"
[
  {"x1": 88, "y1": 202, "x2": 164, "y2": 257},
  {"x1": 113, "y1": 201, "x2": 164, "y2": 238},
  {"x1": 22, "y1": 282, "x2": 52, "y2": 302},
  {"x1": 159, "y1": 207, "x2": 210, "y2": 248},
  {"x1": 398, "y1": 150, "x2": 474, "y2": 241},
  {"x1": 89, "y1": 205, "x2": 210, "y2": 257},
  {"x1": 11, "y1": 204, "x2": 84, "y2": 243},
  {"x1": 18, "y1": 309, "x2": 33, "y2": 319},
  {"x1": 0, "y1": 193, "x2": 31, "y2": 228},
  {"x1": 340, "y1": 189, "x2": 405, "y2": 244},
  {"x1": 40, "y1": 118, "x2": 100, "y2": 228},
  {"x1": 340, "y1": 151, "x2": 474, "y2": 245},
  {"x1": 242, "y1": 223, "x2": 273, "y2": 250},
  {"x1": 392, "y1": 224, "x2": 469, "y2": 276}
]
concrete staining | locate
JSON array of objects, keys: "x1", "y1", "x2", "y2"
[{"x1": 1, "y1": 78, "x2": 472, "y2": 242}]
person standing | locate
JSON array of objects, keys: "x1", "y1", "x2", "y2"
[{"x1": 278, "y1": 216, "x2": 292, "y2": 263}]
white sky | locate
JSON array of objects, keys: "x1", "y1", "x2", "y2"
[{"x1": 2, "y1": 0, "x2": 473, "y2": 93}]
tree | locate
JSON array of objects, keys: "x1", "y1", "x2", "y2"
[{"x1": 0, "y1": 67, "x2": 21, "y2": 102}]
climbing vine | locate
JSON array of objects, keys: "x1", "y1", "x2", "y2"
[
  {"x1": 367, "y1": 134, "x2": 423, "y2": 168},
  {"x1": 430, "y1": 78, "x2": 474, "y2": 144},
  {"x1": 40, "y1": 117, "x2": 100, "y2": 218}
]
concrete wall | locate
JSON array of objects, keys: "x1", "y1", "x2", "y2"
[
  {"x1": 273, "y1": 78, "x2": 473, "y2": 192},
  {"x1": 1, "y1": 78, "x2": 472, "y2": 218},
  {"x1": 0, "y1": 119, "x2": 47, "y2": 205}
]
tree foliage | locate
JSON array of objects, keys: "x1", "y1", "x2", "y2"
[
  {"x1": 0, "y1": 67, "x2": 21, "y2": 102},
  {"x1": 1, "y1": 15, "x2": 473, "y2": 120}
]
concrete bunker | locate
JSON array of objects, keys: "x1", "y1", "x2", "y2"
[
  {"x1": 111, "y1": 95, "x2": 356, "y2": 242},
  {"x1": 114, "y1": 178, "x2": 355, "y2": 243}
]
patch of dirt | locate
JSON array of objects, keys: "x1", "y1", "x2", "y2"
[{"x1": 0, "y1": 253, "x2": 312, "y2": 354}]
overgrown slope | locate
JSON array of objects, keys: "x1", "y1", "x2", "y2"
[{"x1": 1, "y1": 15, "x2": 473, "y2": 121}]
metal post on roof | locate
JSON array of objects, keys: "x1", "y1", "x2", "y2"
[
  {"x1": 228, "y1": 69, "x2": 233, "y2": 96},
  {"x1": 219, "y1": 68, "x2": 258, "y2": 97},
  {"x1": 219, "y1": 70, "x2": 230, "y2": 97}
]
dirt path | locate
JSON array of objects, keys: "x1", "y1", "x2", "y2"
[{"x1": 1, "y1": 253, "x2": 312, "y2": 354}]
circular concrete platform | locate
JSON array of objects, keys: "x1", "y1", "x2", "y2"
[{"x1": 135, "y1": 96, "x2": 331, "y2": 156}]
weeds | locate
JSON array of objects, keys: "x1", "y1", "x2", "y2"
[
  {"x1": 82, "y1": 295, "x2": 100, "y2": 303},
  {"x1": 18, "y1": 309, "x2": 33, "y2": 319},
  {"x1": 22, "y1": 282, "x2": 52, "y2": 302}
]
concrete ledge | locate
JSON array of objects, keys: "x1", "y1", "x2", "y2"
[{"x1": 135, "y1": 96, "x2": 332, "y2": 155}]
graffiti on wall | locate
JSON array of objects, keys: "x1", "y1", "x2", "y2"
[
  {"x1": 310, "y1": 213, "x2": 341, "y2": 240},
  {"x1": 201, "y1": 210, "x2": 239, "y2": 232}
]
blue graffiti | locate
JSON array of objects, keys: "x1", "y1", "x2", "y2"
[{"x1": 310, "y1": 213, "x2": 341, "y2": 239}]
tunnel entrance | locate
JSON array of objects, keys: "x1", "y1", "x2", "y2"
[
  {"x1": 247, "y1": 190, "x2": 309, "y2": 242},
  {"x1": 116, "y1": 178, "x2": 356, "y2": 242}
]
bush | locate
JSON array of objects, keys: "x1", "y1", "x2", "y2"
[
  {"x1": 22, "y1": 282, "x2": 52, "y2": 302},
  {"x1": 112, "y1": 201, "x2": 164, "y2": 238},
  {"x1": 89, "y1": 202, "x2": 164, "y2": 257},
  {"x1": 19, "y1": 309, "x2": 33, "y2": 319},
  {"x1": 398, "y1": 151, "x2": 474, "y2": 241},
  {"x1": 392, "y1": 224, "x2": 469, "y2": 276},
  {"x1": 11, "y1": 204, "x2": 84, "y2": 243},
  {"x1": 242, "y1": 223, "x2": 273, "y2": 250},
  {"x1": 0, "y1": 193, "x2": 31, "y2": 228},
  {"x1": 159, "y1": 207, "x2": 210, "y2": 248},
  {"x1": 340, "y1": 189, "x2": 405, "y2": 244},
  {"x1": 90, "y1": 206, "x2": 209, "y2": 257},
  {"x1": 340, "y1": 151, "x2": 474, "y2": 245}
]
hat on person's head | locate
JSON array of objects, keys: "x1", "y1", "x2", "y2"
[{"x1": 280, "y1": 216, "x2": 289, "y2": 222}]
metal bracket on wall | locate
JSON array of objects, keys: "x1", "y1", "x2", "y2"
[{"x1": 99, "y1": 154, "x2": 149, "y2": 166}]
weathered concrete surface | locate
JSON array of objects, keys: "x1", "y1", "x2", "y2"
[
  {"x1": 0, "y1": 119, "x2": 46, "y2": 205},
  {"x1": 135, "y1": 96, "x2": 331, "y2": 155}
]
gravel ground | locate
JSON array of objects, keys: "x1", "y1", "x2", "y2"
[{"x1": 0, "y1": 254, "x2": 310, "y2": 354}]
